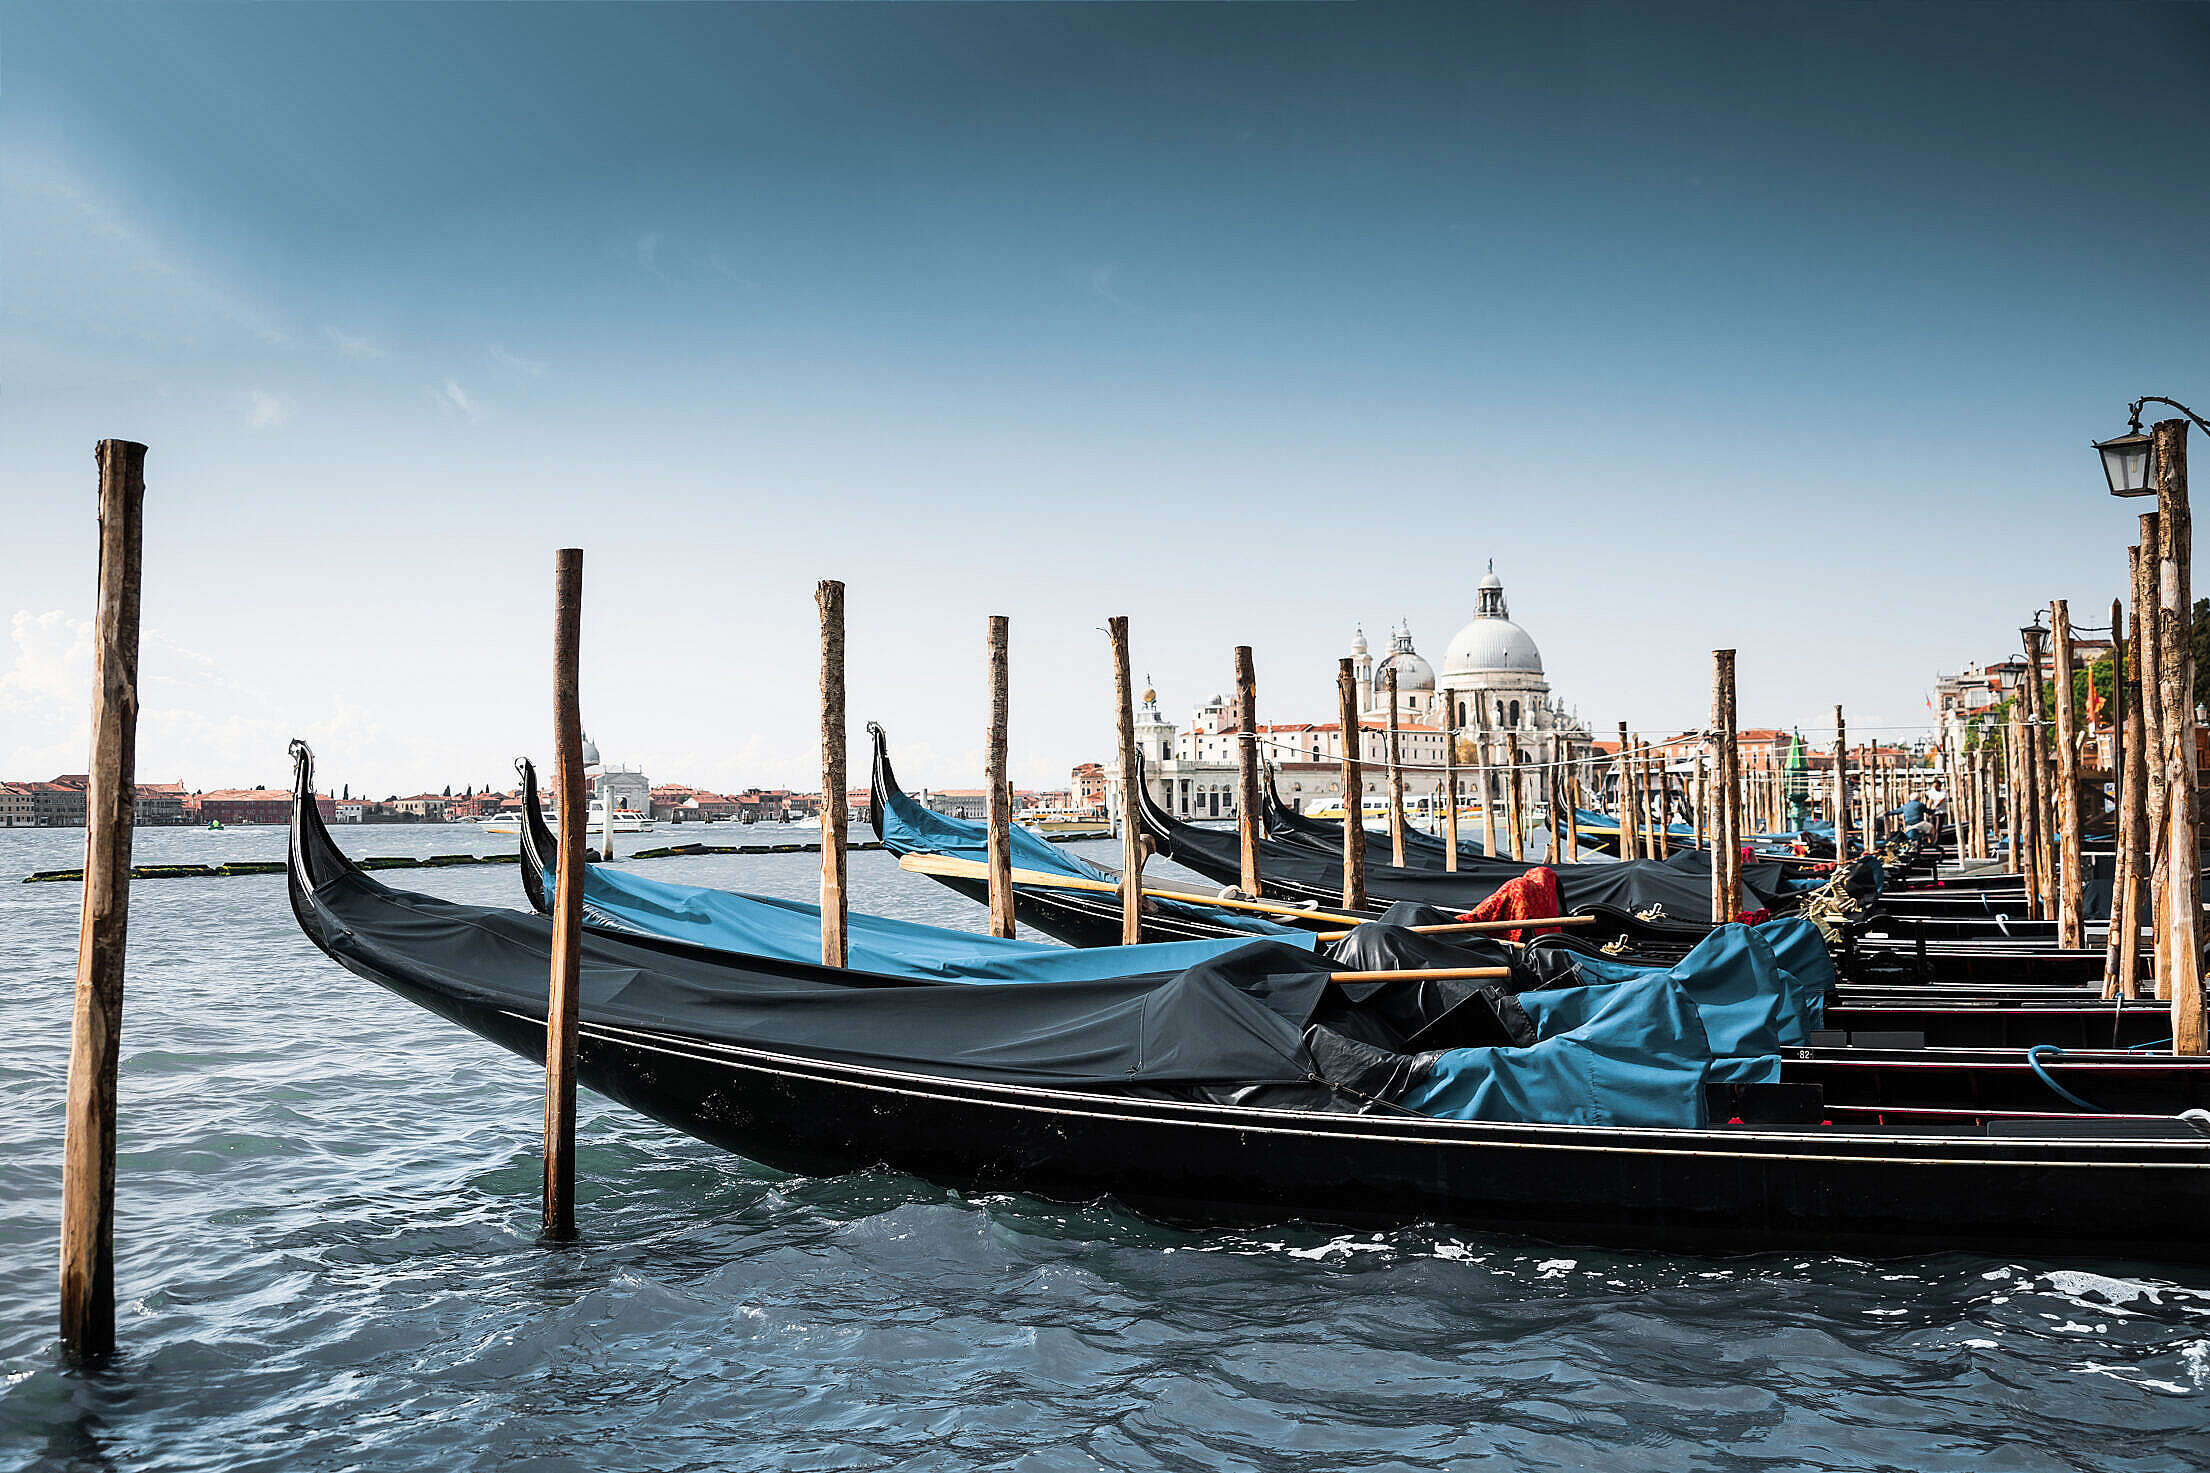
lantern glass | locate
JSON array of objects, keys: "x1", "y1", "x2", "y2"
[{"x1": 2095, "y1": 430, "x2": 2156, "y2": 497}]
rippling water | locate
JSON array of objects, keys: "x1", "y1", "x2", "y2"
[{"x1": 5, "y1": 822, "x2": 2210, "y2": 1471}]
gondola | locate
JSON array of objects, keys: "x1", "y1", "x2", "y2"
[
  {"x1": 1136, "y1": 762, "x2": 1805, "y2": 923},
  {"x1": 282, "y1": 740, "x2": 2210, "y2": 1262},
  {"x1": 861, "y1": 732, "x2": 2178, "y2": 1049},
  {"x1": 862, "y1": 726, "x2": 1338, "y2": 949},
  {"x1": 867, "y1": 726, "x2": 1720, "y2": 955},
  {"x1": 521, "y1": 789, "x2": 2181, "y2": 1055},
  {"x1": 1260, "y1": 772, "x2": 1493, "y2": 861}
]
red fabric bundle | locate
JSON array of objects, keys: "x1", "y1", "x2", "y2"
[{"x1": 1455, "y1": 866, "x2": 1564, "y2": 943}]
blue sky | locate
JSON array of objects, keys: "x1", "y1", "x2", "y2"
[{"x1": 5, "y1": 2, "x2": 2207, "y2": 796}]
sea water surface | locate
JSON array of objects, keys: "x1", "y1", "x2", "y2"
[{"x1": 4, "y1": 821, "x2": 2210, "y2": 1472}]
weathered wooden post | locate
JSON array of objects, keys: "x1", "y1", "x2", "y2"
[
  {"x1": 1478, "y1": 714, "x2": 1498, "y2": 858},
  {"x1": 1336, "y1": 657, "x2": 1366, "y2": 909},
  {"x1": 1711, "y1": 652, "x2": 1740, "y2": 922},
  {"x1": 1614, "y1": 721, "x2": 1638, "y2": 860},
  {"x1": 543, "y1": 547, "x2": 585, "y2": 1244},
  {"x1": 2051, "y1": 600, "x2": 2084, "y2": 948},
  {"x1": 1234, "y1": 645, "x2": 1263, "y2": 896},
  {"x1": 1441, "y1": 690, "x2": 1462, "y2": 871},
  {"x1": 1384, "y1": 668, "x2": 1407, "y2": 867},
  {"x1": 1831, "y1": 708, "x2": 1850, "y2": 865},
  {"x1": 1108, "y1": 617, "x2": 1143, "y2": 944},
  {"x1": 2016, "y1": 631, "x2": 2046, "y2": 915},
  {"x1": 2136, "y1": 516, "x2": 2169, "y2": 999},
  {"x1": 818, "y1": 581, "x2": 848, "y2": 967},
  {"x1": 1653, "y1": 745, "x2": 1673, "y2": 859},
  {"x1": 1692, "y1": 749, "x2": 1708, "y2": 851},
  {"x1": 2005, "y1": 710, "x2": 2028, "y2": 892},
  {"x1": 1562, "y1": 749, "x2": 1581, "y2": 859},
  {"x1": 2148, "y1": 420, "x2": 2204, "y2": 1054},
  {"x1": 2025, "y1": 625, "x2": 2060, "y2": 915},
  {"x1": 1506, "y1": 733, "x2": 1526, "y2": 862},
  {"x1": 59, "y1": 440, "x2": 146, "y2": 1363},
  {"x1": 2106, "y1": 584, "x2": 2143, "y2": 999},
  {"x1": 984, "y1": 615, "x2": 1015, "y2": 938}
]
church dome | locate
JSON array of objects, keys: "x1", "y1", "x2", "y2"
[
  {"x1": 1374, "y1": 621, "x2": 1436, "y2": 691},
  {"x1": 1441, "y1": 566, "x2": 1544, "y2": 677},
  {"x1": 1442, "y1": 619, "x2": 1543, "y2": 676}
]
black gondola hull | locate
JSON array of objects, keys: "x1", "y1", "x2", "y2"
[{"x1": 306, "y1": 937, "x2": 2210, "y2": 1260}]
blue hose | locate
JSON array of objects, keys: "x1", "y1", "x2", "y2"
[{"x1": 2027, "y1": 1045, "x2": 2105, "y2": 1112}]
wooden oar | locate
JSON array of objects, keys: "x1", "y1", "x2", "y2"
[
  {"x1": 896, "y1": 852, "x2": 1368, "y2": 927},
  {"x1": 1311, "y1": 916, "x2": 1601, "y2": 942}
]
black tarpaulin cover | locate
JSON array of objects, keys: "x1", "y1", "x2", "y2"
[
  {"x1": 304, "y1": 862, "x2": 1345, "y2": 1090},
  {"x1": 1150, "y1": 805, "x2": 1785, "y2": 920}
]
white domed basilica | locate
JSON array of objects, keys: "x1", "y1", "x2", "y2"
[
  {"x1": 1355, "y1": 565, "x2": 1588, "y2": 771},
  {"x1": 1105, "y1": 564, "x2": 1592, "y2": 826}
]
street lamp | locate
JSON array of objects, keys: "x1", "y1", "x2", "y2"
[
  {"x1": 2094, "y1": 426, "x2": 2156, "y2": 497},
  {"x1": 2097, "y1": 396, "x2": 2210, "y2": 496}
]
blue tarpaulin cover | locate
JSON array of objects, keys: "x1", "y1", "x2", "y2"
[
  {"x1": 1542, "y1": 920, "x2": 1827, "y2": 1055},
  {"x1": 874, "y1": 771, "x2": 1309, "y2": 935},
  {"x1": 1401, "y1": 920, "x2": 1828, "y2": 1125},
  {"x1": 1398, "y1": 969, "x2": 1716, "y2": 1127},
  {"x1": 552, "y1": 862, "x2": 1317, "y2": 982}
]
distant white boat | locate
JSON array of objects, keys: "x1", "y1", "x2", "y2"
[{"x1": 475, "y1": 799, "x2": 654, "y2": 835}]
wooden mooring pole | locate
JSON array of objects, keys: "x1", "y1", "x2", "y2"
[
  {"x1": 985, "y1": 615, "x2": 1014, "y2": 939},
  {"x1": 1711, "y1": 652, "x2": 1740, "y2": 923},
  {"x1": 1615, "y1": 721, "x2": 1638, "y2": 861},
  {"x1": 1506, "y1": 733, "x2": 1525, "y2": 862},
  {"x1": 543, "y1": 547, "x2": 585, "y2": 1243},
  {"x1": 2051, "y1": 600, "x2": 2084, "y2": 949},
  {"x1": 2023, "y1": 624, "x2": 2058, "y2": 918},
  {"x1": 2136, "y1": 516, "x2": 2168, "y2": 999},
  {"x1": 1697, "y1": 750, "x2": 1714, "y2": 852},
  {"x1": 1385, "y1": 668, "x2": 1407, "y2": 868},
  {"x1": 1235, "y1": 646, "x2": 1263, "y2": 896},
  {"x1": 59, "y1": 439, "x2": 146, "y2": 1363},
  {"x1": 818, "y1": 581, "x2": 848, "y2": 967},
  {"x1": 2149, "y1": 420, "x2": 2204, "y2": 1055},
  {"x1": 2018, "y1": 626, "x2": 2048, "y2": 917},
  {"x1": 1478, "y1": 720, "x2": 1498, "y2": 860},
  {"x1": 1441, "y1": 692, "x2": 1462, "y2": 871},
  {"x1": 1108, "y1": 617, "x2": 1142, "y2": 944},
  {"x1": 1337, "y1": 657, "x2": 1366, "y2": 910},
  {"x1": 2106, "y1": 584, "x2": 2142, "y2": 1000},
  {"x1": 1562, "y1": 750, "x2": 1581, "y2": 859}
]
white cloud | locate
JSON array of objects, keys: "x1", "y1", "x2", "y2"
[
  {"x1": 0, "y1": 610, "x2": 91, "y2": 714},
  {"x1": 324, "y1": 325, "x2": 385, "y2": 359},
  {"x1": 430, "y1": 379, "x2": 481, "y2": 420},
  {"x1": 247, "y1": 389, "x2": 287, "y2": 428},
  {"x1": 488, "y1": 344, "x2": 547, "y2": 376}
]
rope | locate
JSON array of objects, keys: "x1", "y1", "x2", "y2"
[{"x1": 2026, "y1": 1045, "x2": 2106, "y2": 1113}]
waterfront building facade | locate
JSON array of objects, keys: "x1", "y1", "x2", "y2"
[{"x1": 1105, "y1": 566, "x2": 1592, "y2": 825}]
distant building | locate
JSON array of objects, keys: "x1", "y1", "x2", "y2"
[
  {"x1": 0, "y1": 783, "x2": 36, "y2": 828},
  {"x1": 1070, "y1": 763, "x2": 1107, "y2": 813},
  {"x1": 924, "y1": 789, "x2": 989, "y2": 820},
  {"x1": 33, "y1": 778, "x2": 88, "y2": 828},
  {"x1": 190, "y1": 788, "x2": 295, "y2": 825},
  {"x1": 594, "y1": 765, "x2": 650, "y2": 817},
  {"x1": 134, "y1": 781, "x2": 189, "y2": 826},
  {"x1": 386, "y1": 794, "x2": 451, "y2": 823}
]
